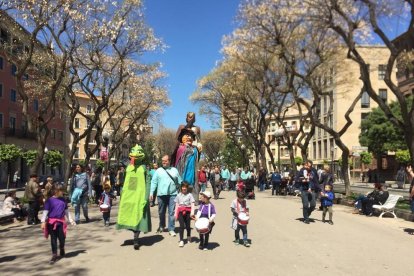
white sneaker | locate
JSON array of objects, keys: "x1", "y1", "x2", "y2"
[
  {"x1": 169, "y1": 231, "x2": 176, "y2": 237},
  {"x1": 179, "y1": 240, "x2": 184, "y2": 247}
]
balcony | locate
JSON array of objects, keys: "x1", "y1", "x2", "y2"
[{"x1": 0, "y1": 127, "x2": 36, "y2": 140}]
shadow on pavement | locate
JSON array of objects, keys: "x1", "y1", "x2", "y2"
[
  {"x1": 295, "y1": 218, "x2": 316, "y2": 223},
  {"x1": 207, "y1": 242, "x2": 220, "y2": 250},
  {"x1": 0, "y1": 256, "x2": 16, "y2": 263},
  {"x1": 65, "y1": 249, "x2": 87, "y2": 258},
  {"x1": 121, "y1": 234, "x2": 164, "y2": 247},
  {"x1": 403, "y1": 228, "x2": 414, "y2": 235}
]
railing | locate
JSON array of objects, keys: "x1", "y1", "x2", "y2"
[{"x1": 0, "y1": 127, "x2": 36, "y2": 139}]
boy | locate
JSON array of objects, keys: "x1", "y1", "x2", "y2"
[
  {"x1": 321, "y1": 185, "x2": 334, "y2": 225},
  {"x1": 100, "y1": 182, "x2": 116, "y2": 226},
  {"x1": 231, "y1": 190, "x2": 250, "y2": 247}
]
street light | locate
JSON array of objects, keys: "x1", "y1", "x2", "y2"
[
  {"x1": 272, "y1": 128, "x2": 286, "y2": 172},
  {"x1": 241, "y1": 144, "x2": 246, "y2": 168},
  {"x1": 331, "y1": 145, "x2": 336, "y2": 175}
]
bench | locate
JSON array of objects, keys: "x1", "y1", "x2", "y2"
[
  {"x1": 0, "y1": 201, "x2": 15, "y2": 223},
  {"x1": 373, "y1": 194, "x2": 402, "y2": 219}
]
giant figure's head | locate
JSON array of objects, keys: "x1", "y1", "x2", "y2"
[
  {"x1": 129, "y1": 144, "x2": 145, "y2": 164},
  {"x1": 177, "y1": 128, "x2": 195, "y2": 145}
]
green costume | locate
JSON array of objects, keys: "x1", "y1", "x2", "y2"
[{"x1": 116, "y1": 145, "x2": 152, "y2": 232}]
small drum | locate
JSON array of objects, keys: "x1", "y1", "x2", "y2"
[
  {"x1": 238, "y1": 212, "x2": 250, "y2": 225},
  {"x1": 100, "y1": 204, "x2": 109, "y2": 213},
  {"x1": 195, "y1": 218, "x2": 210, "y2": 234}
]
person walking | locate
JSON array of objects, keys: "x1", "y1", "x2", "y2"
[
  {"x1": 25, "y1": 174, "x2": 41, "y2": 225},
  {"x1": 406, "y1": 165, "x2": 414, "y2": 214},
  {"x1": 229, "y1": 168, "x2": 238, "y2": 191},
  {"x1": 197, "y1": 166, "x2": 208, "y2": 193},
  {"x1": 70, "y1": 164, "x2": 92, "y2": 224},
  {"x1": 271, "y1": 170, "x2": 282, "y2": 196},
  {"x1": 221, "y1": 165, "x2": 230, "y2": 191},
  {"x1": 209, "y1": 166, "x2": 223, "y2": 199},
  {"x1": 295, "y1": 160, "x2": 320, "y2": 224},
  {"x1": 150, "y1": 155, "x2": 182, "y2": 236},
  {"x1": 258, "y1": 168, "x2": 267, "y2": 192}
]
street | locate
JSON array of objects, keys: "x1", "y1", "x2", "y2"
[{"x1": 1, "y1": 189, "x2": 414, "y2": 276}]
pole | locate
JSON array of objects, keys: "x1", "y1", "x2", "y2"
[{"x1": 277, "y1": 139, "x2": 281, "y2": 172}]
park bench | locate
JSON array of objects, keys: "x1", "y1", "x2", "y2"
[
  {"x1": 0, "y1": 201, "x2": 15, "y2": 224},
  {"x1": 372, "y1": 194, "x2": 402, "y2": 219}
]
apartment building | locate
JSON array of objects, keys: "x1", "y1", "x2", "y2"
[{"x1": 0, "y1": 11, "x2": 66, "y2": 186}]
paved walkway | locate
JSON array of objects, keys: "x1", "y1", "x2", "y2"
[{"x1": 1, "y1": 189, "x2": 414, "y2": 276}]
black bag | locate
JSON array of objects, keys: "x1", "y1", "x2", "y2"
[{"x1": 162, "y1": 168, "x2": 180, "y2": 192}]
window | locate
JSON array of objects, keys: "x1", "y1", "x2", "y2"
[
  {"x1": 0, "y1": 83, "x2": 3, "y2": 97},
  {"x1": 58, "y1": 131, "x2": 63, "y2": 141},
  {"x1": 0, "y1": 28, "x2": 9, "y2": 44},
  {"x1": 0, "y1": 56, "x2": 3, "y2": 70},
  {"x1": 378, "y1": 64, "x2": 386, "y2": 80},
  {"x1": 11, "y1": 64, "x2": 17, "y2": 76},
  {"x1": 361, "y1": 91, "x2": 370, "y2": 108},
  {"x1": 86, "y1": 104, "x2": 92, "y2": 114},
  {"x1": 0, "y1": 113, "x2": 3, "y2": 128},
  {"x1": 329, "y1": 114, "x2": 333, "y2": 129},
  {"x1": 330, "y1": 139, "x2": 335, "y2": 159},
  {"x1": 324, "y1": 140, "x2": 328, "y2": 159},
  {"x1": 10, "y1": 89, "x2": 17, "y2": 102},
  {"x1": 313, "y1": 142, "x2": 317, "y2": 160},
  {"x1": 74, "y1": 147, "x2": 79, "y2": 159},
  {"x1": 21, "y1": 120, "x2": 27, "y2": 132},
  {"x1": 379, "y1": 89, "x2": 387, "y2": 103},
  {"x1": 86, "y1": 119, "x2": 91, "y2": 128},
  {"x1": 323, "y1": 96, "x2": 327, "y2": 113},
  {"x1": 74, "y1": 118, "x2": 80, "y2": 129},
  {"x1": 33, "y1": 99, "x2": 39, "y2": 111},
  {"x1": 51, "y1": 129, "x2": 56, "y2": 139},
  {"x1": 318, "y1": 141, "x2": 322, "y2": 159},
  {"x1": 9, "y1": 116, "x2": 16, "y2": 130}
]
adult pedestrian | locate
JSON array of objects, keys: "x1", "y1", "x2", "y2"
[
  {"x1": 116, "y1": 166, "x2": 125, "y2": 196},
  {"x1": 197, "y1": 166, "x2": 208, "y2": 192},
  {"x1": 295, "y1": 160, "x2": 320, "y2": 224},
  {"x1": 240, "y1": 167, "x2": 251, "y2": 183},
  {"x1": 24, "y1": 174, "x2": 41, "y2": 225},
  {"x1": 221, "y1": 165, "x2": 230, "y2": 190},
  {"x1": 396, "y1": 166, "x2": 406, "y2": 189},
  {"x1": 258, "y1": 168, "x2": 267, "y2": 192},
  {"x1": 209, "y1": 166, "x2": 223, "y2": 199},
  {"x1": 70, "y1": 164, "x2": 92, "y2": 224},
  {"x1": 150, "y1": 155, "x2": 182, "y2": 236},
  {"x1": 149, "y1": 163, "x2": 158, "y2": 207},
  {"x1": 271, "y1": 170, "x2": 282, "y2": 196},
  {"x1": 407, "y1": 165, "x2": 414, "y2": 214},
  {"x1": 229, "y1": 168, "x2": 238, "y2": 191},
  {"x1": 91, "y1": 167, "x2": 103, "y2": 205}
]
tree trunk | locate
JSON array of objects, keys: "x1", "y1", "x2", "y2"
[
  {"x1": 340, "y1": 149, "x2": 351, "y2": 196},
  {"x1": 289, "y1": 149, "x2": 297, "y2": 174},
  {"x1": 64, "y1": 144, "x2": 78, "y2": 189}
]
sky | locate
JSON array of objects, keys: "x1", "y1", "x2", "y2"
[{"x1": 142, "y1": 0, "x2": 240, "y2": 132}]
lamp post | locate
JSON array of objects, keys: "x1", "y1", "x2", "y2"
[
  {"x1": 273, "y1": 128, "x2": 285, "y2": 172},
  {"x1": 234, "y1": 126, "x2": 245, "y2": 167},
  {"x1": 277, "y1": 137, "x2": 281, "y2": 172},
  {"x1": 330, "y1": 145, "x2": 335, "y2": 175},
  {"x1": 241, "y1": 144, "x2": 246, "y2": 168}
]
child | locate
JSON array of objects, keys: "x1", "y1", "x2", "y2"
[
  {"x1": 174, "y1": 181, "x2": 195, "y2": 247},
  {"x1": 231, "y1": 190, "x2": 250, "y2": 247},
  {"x1": 195, "y1": 191, "x2": 216, "y2": 251},
  {"x1": 100, "y1": 182, "x2": 115, "y2": 227},
  {"x1": 321, "y1": 184, "x2": 334, "y2": 225},
  {"x1": 41, "y1": 183, "x2": 75, "y2": 264}
]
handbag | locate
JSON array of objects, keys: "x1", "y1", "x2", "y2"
[
  {"x1": 231, "y1": 217, "x2": 238, "y2": 230},
  {"x1": 162, "y1": 167, "x2": 180, "y2": 192}
]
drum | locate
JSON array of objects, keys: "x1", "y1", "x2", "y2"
[
  {"x1": 195, "y1": 217, "x2": 210, "y2": 234},
  {"x1": 100, "y1": 204, "x2": 109, "y2": 213},
  {"x1": 238, "y1": 212, "x2": 250, "y2": 225}
]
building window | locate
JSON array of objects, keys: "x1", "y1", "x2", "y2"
[
  {"x1": 9, "y1": 116, "x2": 16, "y2": 130},
  {"x1": 329, "y1": 114, "x2": 333, "y2": 129},
  {"x1": 323, "y1": 96, "x2": 327, "y2": 113},
  {"x1": 34, "y1": 99, "x2": 39, "y2": 111},
  {"x1": 0, "y1": 113, "x2": 3, "y2": 128},
  {"x1": 0, "y1": 28, "x2": 9, "y2": 44},
  {"x1": 58, "y1": 131, "x2": 63, "y2": 141},
  {"x1": 0, "y1": 83, "x2": 3, "y2": 97},
  {"x1": 0, "y1": 56, "x2": 3, "y2": 70},
  {"x1": 21, "y1": 120, "x2": 27, "y2": 132},
  {"x1": 74, "y1": 147, "x2": 79, "y2": 159},
  {"x1": 10, "y1": 89, "x2": 17, "y2": 102},
  {"x1": 361, "y1": 91, "x2": 370, "y2": 108},
  {"x1": 51, "y1": 129, "x2": 56, "y2": 139},
  {"x1": 11, "y1": 64, "x2": 17, "y2": 76},
  {"x1": 74, "y1": 118, "x2": 80, "y2": 129},
  {"x1": 324, "y1": 140, "x2": 328, "y2": 159},
  {"x1": 313, "y1": 142, "x2": 317, "y2": 159},
  {"x1": 86, "y1": 119, "x2": 91, "y2": 128},
  {"x1": 379, "y1": 89, "x2": 387, "y2": 103},
  {"x1": 86, "y1": 104, "x2": 92, "y2": 114},
  {"x1": 378, "y1": 64, "x2": 386, "y2": 80},
  {"x1": 318, "y1": 141, "x2": 322, "y2": 159}
]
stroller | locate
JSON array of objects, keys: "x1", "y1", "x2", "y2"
[{"x1": 244, "y1": 178, "x2": 256, "y2": 200}]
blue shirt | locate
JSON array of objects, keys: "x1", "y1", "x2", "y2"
[
  {"x1": 150, "y1": 167, "x2": 182, "y2": 196},
  {"x1": 221, "y1": 169, "x2": 230, "y2": 180}
]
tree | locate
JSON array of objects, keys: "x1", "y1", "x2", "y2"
[
  {"x1": 395, "y1": 149, "x2": 411, "y2": 164},
  {"x1": 360, "y1": 101, "x2": 408, "y2": 157},
  {"x1": 294, "y1": 156, "x2": 303, "y2": 166},
  {"x1": 45, "y1": 150, "x2": 63, "y2": 169},
  {"x1": 153, "y1": 128, "x2": 177, "y2": 159},
  {"x1": 0, "y1": 144, "x2": 22, "y2": 189},
  {"x1": 360, "y1": 151, "x2": 373, "y2": 166},
  {"x1": 221, "y1": 139, "x2": 245, "y2": 169},
  {"x1": 201, "y1": 130, "x2": 226, "y2": 163},
  {"x1": 21, "y1": 150, "x2": 37, "y2": 167}
]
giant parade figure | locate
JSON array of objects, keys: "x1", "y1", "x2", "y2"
[
  {"x1": 171, "y1": 112, "x2": 202, "y2": 201},
  {"x1": 116, "y1": 144, "x2": 151, "y2": 250}
]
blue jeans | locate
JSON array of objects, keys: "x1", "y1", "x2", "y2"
[
  {"x1": 200, "y1": 182, "x2": 207, "y2": 192},
  {"x1": 74, "y1": 195, "x2": 89, "y2": 222},
  {"x1": 301, "y1": 190, "x2": 316, "y2": 220},
  {"x1": 259, "y1": 181, "x2": 266, "y2": 191},
  {"x1": 157, "y1": 195, "x2": 176, "y2": 231},
  {"x1": 354, "y1": 195, "x2": 367, "y2": 210}
]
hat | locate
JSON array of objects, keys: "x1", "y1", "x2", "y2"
[
  {"x1": 177, "y1": 127, "x2": 196, "y2": 142},
  {"x1": 200, "y1": 191, "x2": 212, "y2": 199}
]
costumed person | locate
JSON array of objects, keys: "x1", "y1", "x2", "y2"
[
  {"x1": 99, "y1": 181, "x2": 116, "y2": 227},
  {"x1": 171, "y1": 127, "x2": 202, "y2": 202},
  {"x1": 195, "y1": 191, "x2": 216, "y2": 251},
  {"x1": 41, "y1": 183, "x2": 76, "y2": 264},
  {"x1": 116, "y1": 145, "x2": 152, "y2": 250}
]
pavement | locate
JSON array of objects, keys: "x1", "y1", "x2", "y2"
[{"x1": 1, "y1": 188, "x2": 414, "y2": 276}]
